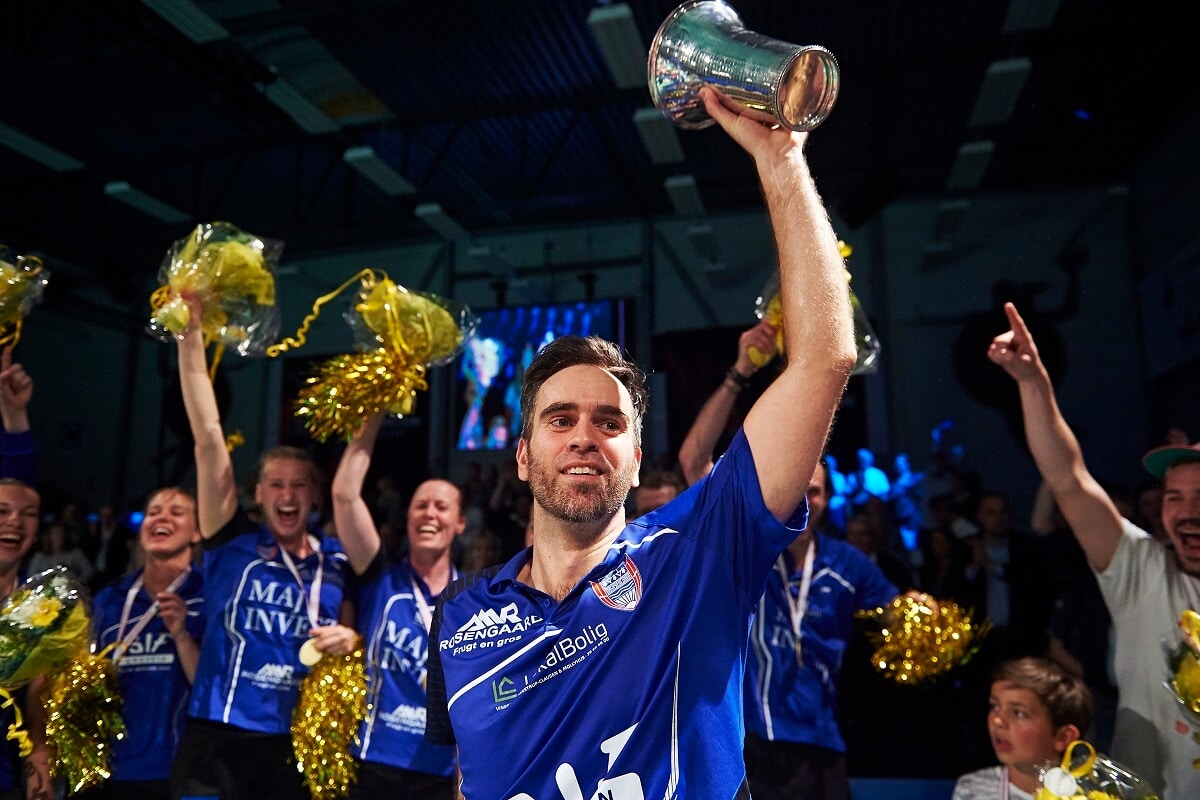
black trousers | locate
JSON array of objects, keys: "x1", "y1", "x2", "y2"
[{"x1": 744, "y1": 734, "x2": 850, "y2": 800}]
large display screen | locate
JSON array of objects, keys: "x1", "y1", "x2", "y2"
[{"x1": 454, "y1": 299, "x2": 628, "y2": 450}]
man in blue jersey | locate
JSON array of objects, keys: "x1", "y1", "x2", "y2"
[
  {"x1": 331, "y1": 411, "x2": 461, "y2": 799},
  {"x1": 425, "y1": 86, "x2": 857, "y2": 799},
  {"x1": 678, "y1": 325, "x2": 900, "y2": 800}
]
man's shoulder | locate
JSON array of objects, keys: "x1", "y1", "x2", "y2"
[{"x1": 442, "y1": 565, "x2": 506, "y2": 606}]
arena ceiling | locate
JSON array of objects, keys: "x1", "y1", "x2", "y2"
[{"x1": 0, "y1": 0, "x2": 1190, "y2": 322}]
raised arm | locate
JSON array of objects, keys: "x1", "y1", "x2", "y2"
[
  {"x1": 0, "y1": 346, "x2": 32, "y2": 435},
  {"x1": 175, "y1": 300, "x2": 238, "y2": 537},
  {"x1": 331, "y1": 411, "x2": 384, "y2": 575},
  {"x1": 988, "y1": 302, "x2": 1123, "y2": 570},
  {"x1": 0, "y1": 346, "x2": 36, "y2": 484},
  {"x1": 677, "y1": 320, "x2": 776, "y2": 485},
  {"x1": 701, "y1": 88, "x2": 856, "y2": 521}
]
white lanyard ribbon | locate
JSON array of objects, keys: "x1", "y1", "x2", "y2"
[
  {"x1": 775, "y1": 540, "x2": 815, "y2": 665},
  {"x1": 112, "y1": 567, "x2": 192, "y2": 662},
  {"x1": 1001, "y1": 766, "x2": 1010, "y2": 800},
  {"x1": 277, "y1": 536, "x2": 324, "y2": 630},
  {"x1": 409, "y1": 564, "x2": 458, "y2": 633}
]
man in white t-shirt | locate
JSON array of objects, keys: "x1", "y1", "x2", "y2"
[{"x1": 990, "y1": 302, "x2": 1200, "y2": 799}]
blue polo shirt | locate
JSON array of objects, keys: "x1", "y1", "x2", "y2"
[
  {"x1": 427, "y1": 430, "x2": 803, "y2": 799},
  {"x1": 188, "y1": 509, "x2": 350, "y2": 733},
  {"x1": 355, "y1": 553, "x2": 456, "y2": 776},
  {"x1": 745, "y1": 533, "x2": 897, "y2": 751},
  {"x1": 93, "y1": 568, "x2": 205, "y2": 780}
]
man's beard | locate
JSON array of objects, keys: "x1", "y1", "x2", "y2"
[{"x1": 526, "y1": 454, "x2": 637, "y2": 524}]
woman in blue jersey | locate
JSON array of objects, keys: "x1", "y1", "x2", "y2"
[
  {"x1": 81, "y1": 487, "x2": 205, "y2": 800},
  {"x1": 331, "y1": 411, "x2": 460, "y2": 799},
  {"x1": 168, "y1": 298, "x2": 356, "y2": 800},
  {"x1": 0, "y1": 480, "x2": 41, "y2": 800}
]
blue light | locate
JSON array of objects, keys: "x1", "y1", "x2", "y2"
[
  {"x1": 129, "y1": 511, "x2": 145, "y2": 528},
  {"x1": 1073, "y1": 109, "x2": 1092, "y2": 121}
]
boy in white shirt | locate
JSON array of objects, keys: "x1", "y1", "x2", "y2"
[{"x1": 953, "y1": 657, "x2": 1092, "y2": 800}]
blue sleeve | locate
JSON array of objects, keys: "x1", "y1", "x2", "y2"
[
  {"x1": 0, "y1": 430, "x2": 35, "y2": 484},
  {"x1": 683, "y1": 429, "x2": 807, "y2": 603}
]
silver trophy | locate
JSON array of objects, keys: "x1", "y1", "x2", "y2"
[{"x1": 648, "y1": 0, "x2": 839, "y2": 132}]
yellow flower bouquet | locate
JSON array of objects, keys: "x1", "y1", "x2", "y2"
[
  {"x1": 0, "y1": 567, "x2": 124, "y2": 792},
  {"x1": 146, "y1": 221, "x2": 281, "y2": 357},
  {"x1": 0, "y1": 567, "x2": 87, "y2": 688}
]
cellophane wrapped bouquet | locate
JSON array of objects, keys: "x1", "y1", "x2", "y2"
[
  {"x1": 752, "y1": 240, "x2": 880, "y2": 375},
  {"x1": 146, "y1": 221, "x2": 281, "y2": 356},
  {"x1": 1036, "y1": 740, "x2": 1159, "y2": 800},
  {"x1": 0, "y1": 247, "x2": 50, "y2": 347},
  {"x1": 0, "y1": 566, "x2": 124, "y2": 792}
]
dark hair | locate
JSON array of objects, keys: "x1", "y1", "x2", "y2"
[
  {"x1": 992, "y1": 657, "x2": 1093, "y2": 734},
  {"x1": 519, "y1": 336, "x2": 648, "y2": 446}
]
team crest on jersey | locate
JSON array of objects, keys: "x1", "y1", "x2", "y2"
[
  {"x1": 257, "y1": 542, "x2": 279, "y2": 560},
  {"x1": 590, "y1": 555, "x2": 642, "y2": 611}
]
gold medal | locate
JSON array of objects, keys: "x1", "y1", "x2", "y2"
[{"x1": 299, "y1": 637, "x2": 323, "y2": 666}]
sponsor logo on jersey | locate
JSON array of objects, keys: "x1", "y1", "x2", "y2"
[
  {"x1": 440, "y1": 601, "x2": 542, "y2": 650},
  {"x1": 590, "y1": 555, "x2": 642, "y2": 611},
  {"x1": 378, "y1": 703, "x2": 427, "y2": 734},
  {"x1": 242, "y1": 579, "x2": 313, "y2": 638},
  {"x1": 243, "y1": 661, "x2": 297, "y2": 689},
  {"x1": 116, "y1": 631, "x2": 177, "y2": 670},
  {"x1": 534, "y1": 623, "x2": 609, "y2": 673}
]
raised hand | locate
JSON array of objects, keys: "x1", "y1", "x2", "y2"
[
  {"x1": 157, "y1": 591, "x2": 190, "y2": 637},
  {"x1": 987, "y1": 302, "x2": 1046, "y2": 383},
  {"x1": 737, "y1": 319, "x2": 778, "y2": 375}
]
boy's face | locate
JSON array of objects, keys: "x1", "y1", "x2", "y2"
[{"x1": 988, "y1": 682, "x2": 1074, "y2": 772}]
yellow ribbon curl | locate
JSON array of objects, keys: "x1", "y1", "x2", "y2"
[{"x1": 0, "y1": 687, "x2": 31, "y2": 756}]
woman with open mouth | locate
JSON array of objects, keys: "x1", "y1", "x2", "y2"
[{"x1": 166, "y1": 296, "x2": 355, "y2": 800}]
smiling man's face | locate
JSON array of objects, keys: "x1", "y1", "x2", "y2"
[{"x1": 517, "y1": 364, "x2": 641, "y2": 526}]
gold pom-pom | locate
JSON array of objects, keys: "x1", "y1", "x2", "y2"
[
  {"x1": 291, "y1": 641, "x2": 368, "y2": 800},
  {"x1": 855, "y1": 595, "x2": 990, "y2": 684},
  {"x1": 291, "y1": 274, "x2": 476, "y2": 442},
  {"x1": 42, "y1": 650, "x2": 126, "y2": 793},
  {"x1": 295, "y1": 350, "x2": 429, "y2": 442}
]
